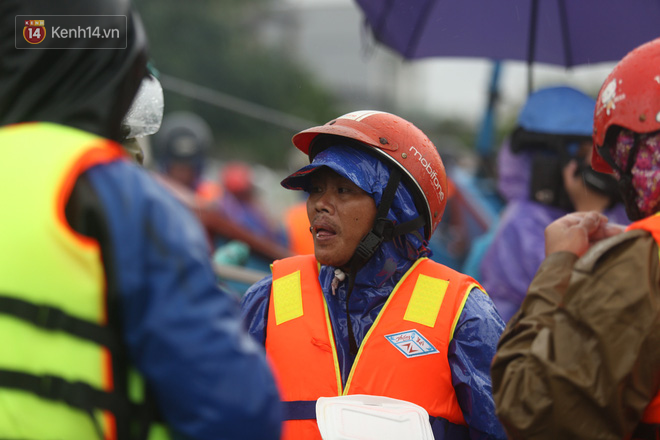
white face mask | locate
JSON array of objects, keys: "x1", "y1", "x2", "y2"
[{"x1": 121, "y1": 74, "x2": 164, "y2": 140}]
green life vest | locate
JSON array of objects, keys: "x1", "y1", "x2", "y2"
[{"x1": 0, "y1": 122, "x2": 168, "y2": 440}]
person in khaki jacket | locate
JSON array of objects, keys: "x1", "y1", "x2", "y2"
[{"x1": 491, "y1": 37, "x2": 660, "y2": 439}]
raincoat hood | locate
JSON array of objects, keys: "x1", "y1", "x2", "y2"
[{"x1": 0, "y1": 0, "x2": 148, "y2": 142}]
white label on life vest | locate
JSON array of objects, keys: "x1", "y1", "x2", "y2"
[{"x1": 385, "y1": 329, "x2": 438, "y2": 358}]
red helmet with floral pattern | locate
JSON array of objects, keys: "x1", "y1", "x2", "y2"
[{"x1": 592, "y1": 37, "x2": 660, "y2": 174}]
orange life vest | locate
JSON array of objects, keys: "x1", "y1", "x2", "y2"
[
  {"x1": 266, "y1": 255, "x2": 480, "y2": 440},
  {"x1": 627, "y1": 214, "x2": 660, "y2": 426},
  {"x1": 283, "y1": 202, "x2": 314, "y2": 255}
]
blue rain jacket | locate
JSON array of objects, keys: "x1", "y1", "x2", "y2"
[
  {"x1": 242, "y1": 146, "x2": 507, "y2": 439},
  {"x1": 84, "y1": 160, "x2": 282, "y2": 440}
]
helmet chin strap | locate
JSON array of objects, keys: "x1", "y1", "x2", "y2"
[
  {"x1": 598, "y1": 137, "x2": 643, "y2": 220},
  {"x1": 341, "y1": 167, "x2": 426, "y2": 356}
]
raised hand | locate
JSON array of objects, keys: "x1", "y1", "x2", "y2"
[{"x1": 544, "y1": 211, "x2": 625, "y2": 257}]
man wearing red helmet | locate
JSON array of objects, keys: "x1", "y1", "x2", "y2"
[
  {"x1": 492, "y1": 37, "x2": 660, "y2": 439},
  {"x1": 241, "y1": 110, "x2": 507, "y2": 439}
]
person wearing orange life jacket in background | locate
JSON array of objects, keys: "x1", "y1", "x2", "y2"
[
  {"x1": 282, "y1": 147, "x2": 316, "y2": 256},
  {"x1": 0, "y1": 0, "x2": 282, "y2": 438},
  {"x1": 241, "y1": 110, "x2": 507, "y2": 440},
  {"x1": 283, "y1": 201, "x2": 315, "y2": 255},
  {"x1": 491, "y1": 37, "x2": 660, "y2": 439}
]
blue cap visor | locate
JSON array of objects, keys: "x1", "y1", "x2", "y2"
[{"x1": 281, "y1": 145, "x2": 376, "y2": 195}]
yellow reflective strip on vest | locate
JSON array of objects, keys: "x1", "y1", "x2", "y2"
[
  {"x1": 273, "y1": 270, "x2": 304, "y2": 324},
  {"x1": 321, "y1": 295, "x2": 343, "y2": 395},
  {"x1": 404, "y1": 274, "x2": 449, "y2": 327},
  {"x1": 449, "y1": 283, "x2": 480, "y2": 339}
]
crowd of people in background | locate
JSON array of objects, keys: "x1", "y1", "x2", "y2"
[
  {"x1": 144, "y1": 55, "x2": 660, "y2": 437},
  {"x1": 148, "y1": 85, "x2": 628, "y2": 313},
  {"x1": 6, "y1": 0, "x2": 660, "y2": 438},
  {"x1": 138, "y1": 60, "x2": 660, "y2": 438}
]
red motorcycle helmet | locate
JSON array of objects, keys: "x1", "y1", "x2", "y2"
[
  {"x1": 592, "y1": 37, "x2": 660, "y2": 174},
  {"x1": 222, "y1": 161, "x2": 253, "y2": 197},
  {"x1": 292, "y1": 110, "x2": 448, "y2": 240}
]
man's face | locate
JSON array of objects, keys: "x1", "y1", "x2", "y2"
[{"x1": 306, "y1": 168, "x2": 377, "y2": 268}]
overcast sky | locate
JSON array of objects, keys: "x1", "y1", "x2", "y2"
[{"x1": 419, "y1": 59, "x2": 616, "y2": 124}]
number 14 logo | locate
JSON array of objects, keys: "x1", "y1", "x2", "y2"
[{"x1": 24, "y1": 20, "x2": 46, "y2": 45}]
